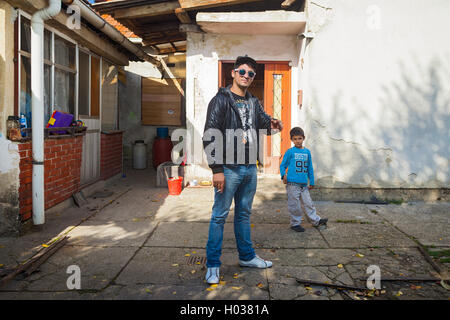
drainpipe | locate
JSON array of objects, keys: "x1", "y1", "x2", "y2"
[
  {"x1": 61, "y1": 0, "x2": 161, "y2": 67},
  {"x1": 31, "y1": 0, "x2": 61, "y2": 225}
]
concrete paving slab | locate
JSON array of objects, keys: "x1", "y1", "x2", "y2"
[
  {"x1": 367, "y1": 203, "x2": 450, "y2": 224},
  {"x1": 144, "y1": 222, "x2": 210, "y2": 248},
  {"x1": 115, "y1": 247, "x2": 206, "y2": 286},
  {"x1": 342, "y1": 247, "x2": 438, "y2": 280},
  {"x1": 251, "y1": 202, "x2": 291, "y2": 224},
  {"x1": 320, "y1": 222, "x2": 416, "y2": 248},
  {"x1": 267, "y1": 265, "x2": 348, "y2": 300},
  {"x1": 174, "y1": 187, "x2": 215, "y2": 203},
  {"x1": 391, "y1": 222, "x2": 450, "y2": 247},
  {"x1": 251, "y1": 223, "x2": 329, "y2": 249},
  {"x1": 21, "y1": 245, "x2": 137, "y2": 291},
  {"x1": 0, "y1": 237, "x2": 46, "y2": 269},
  {"x1": 66, "y1": 219, "x2": 158, "y2": 247},
  {"x1": 10, "y1": 213, "x2": 88, "y2": 244},
  {"x1": 89, "y1": 192, "x2": 166, "y2": 222},
  {"x1": 100, "y1": 283, "x2": 269, "y2": 300},
  {"x1": 256, "y1": 248, "x2": 359, "y2": 267},
  {"x1": 268, "y1": 282, "x2": 309, "y2": 300},
  {"x1": 154, "y1": 202, "x2": 213, "y2": 222},
  {"x1": 315, "y1": 202, "x2": 383, "y2": 223}
]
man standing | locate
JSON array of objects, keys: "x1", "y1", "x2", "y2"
[{"x1": 203, "y1": 55, "x2": 283, "y2": 284}]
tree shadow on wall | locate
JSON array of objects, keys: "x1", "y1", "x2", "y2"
[
  {"x1": 307, "y1": 56, "x2": 450, "y2": 187},
  {"x1": 378, "y1": 56, "x2": 450, "y2": 185}
]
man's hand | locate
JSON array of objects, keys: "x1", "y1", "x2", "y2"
[
  {"x1": 308, "y1": 185, "x2": 315, "y2": 190},
  {"x1": 213, "y1": 172, "x2": 225, "y2": 193},
  {"x1": 283, "y1": 175, "x2": 287, "y2": 184},
  {"x1": 271, "y1": 119, "x2": 283, "y2": 132}
]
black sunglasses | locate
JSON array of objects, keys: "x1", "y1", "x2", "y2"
[{"x1": 234, "y1": 68, "x2": 256, "y2": 78}]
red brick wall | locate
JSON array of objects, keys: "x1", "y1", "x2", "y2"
[
  {"x1": 100, "y1": 132, "x2": 123, "y2": 180},
  {"x1": 18, "y1": 137, "x2": 83, "y2": 222}
]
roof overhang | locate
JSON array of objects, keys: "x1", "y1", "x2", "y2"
[{"x1": 196, "y1": 11, "x2": 306, "y2": 35}]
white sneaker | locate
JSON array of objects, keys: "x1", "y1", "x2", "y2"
[
  {"x1": 239, "y1": 255, "x2": 273, "y2": 268},
  {"x1": 205, "y1": 267, "x2": 220, "y2": 284}
]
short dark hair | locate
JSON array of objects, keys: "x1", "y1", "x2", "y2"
[
  {"x1": 290, "y1": 127, "x2": 305, "y2": 138},
  {"x1": 234, "y1": 55, "x2": 257, "y2": 71}
]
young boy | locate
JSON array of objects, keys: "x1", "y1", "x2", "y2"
[{"x1": 280, "y1": 127, "x2": 328, "y2": 232}]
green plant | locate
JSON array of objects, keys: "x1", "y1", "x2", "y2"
[
  {"x1": 387, "y1": 199, "x2": 404, "y2": 205},
  {"x1": 427, "y1": 249, "x2": 450, "y2": 258}
]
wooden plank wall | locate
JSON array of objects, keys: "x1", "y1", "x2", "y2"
[{"x1": 141, "y1": 77, "x2": 183, "y2": 126}]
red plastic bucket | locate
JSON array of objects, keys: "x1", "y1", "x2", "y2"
[{"x1": 167, "y1": 177, "x2": 183, "y2": 195}]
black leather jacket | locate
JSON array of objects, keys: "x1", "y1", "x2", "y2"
[{"x1": 203, "y1": 86, "x2": 274, "y2": 174}]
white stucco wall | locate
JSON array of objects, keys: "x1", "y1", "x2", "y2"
[
  {"x1": 303, "y1": 0, "x2": 450, "y2": 188},
  {"x1": 185, "y1": 32, "x2": 302, "y2": 179},
  {"x1": 0, "y1": 2, "x2": 21, "y2": 235}
]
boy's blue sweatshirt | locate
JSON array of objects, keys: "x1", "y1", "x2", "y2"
[{"x1": 280, "y1": 147, "x2": 314, "y2": 186}]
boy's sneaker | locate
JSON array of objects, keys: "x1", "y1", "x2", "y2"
[
  {"x1": 239, "y1": 255, "x2": 272, "y2": 268},
  {"x1": 205, "y1": 267, "x2": 220, "y2": 284},
  {"x1": 291, "y1": 225, "x2": 305, "y2": 232},
  {"x1": 314, "y1": 218, "x2": 328, "y2": 227}
]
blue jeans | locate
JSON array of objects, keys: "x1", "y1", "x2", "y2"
[{"x1": 206, "y1": 164, "x2": 257, "y2": 268}]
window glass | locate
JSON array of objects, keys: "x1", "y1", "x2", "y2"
[
  {"x1": 44, "y1": 29, "x2": 52, "y2": 61},
  {"x1": 54, "y1": 68, "x2": 75, "y2": 114},
  {"x1": 19, "y1": 55, "x2": 31, "y2": 126},
  {"x1": 20, "y1": 17, "x2": 31, "y2": 53},
  {"x1": 78, "y1": 51, "x2": 90, "y2": 115},
  {"x1": 54, "y1": 35, "x2": 75, "y2": 69},
  {"x1": 44, "y1": 64, "x2": 52, "y2": 124}
]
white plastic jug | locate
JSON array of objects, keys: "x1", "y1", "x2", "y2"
[{"x1": 133, "y1": 140, "x2": 147, "y2": 169}]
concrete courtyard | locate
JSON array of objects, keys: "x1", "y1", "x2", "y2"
[{"x1": 0, "y1": 167, "x2": 449, "y2": 300}]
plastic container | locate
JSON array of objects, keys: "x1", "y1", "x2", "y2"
[
  {"x1": 153, "y1": 137, "x2": 173, "y2": 169},
  {"x1": 167, "y1": 176, "x2": 183, "y2": 195},
  {"x1": 20, "y1": 114, "x2": 27, "y2": 137},
  {"x1": 133, "y1": 140, "x2": 147, "y2": 169},
  {"x1": 47, "y1": 110, "x2": 74, "y2": 134},
  {"x1": 156, "y1": 127, "x2": 169, "y2": 138},
  {"x1": 7, "y1": 116, "x2": 20, "y2": 140},
  {"x1": 7, "y1": 116, "x2": 20, "y2": 131}
]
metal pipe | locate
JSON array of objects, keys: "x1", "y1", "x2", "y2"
[
  {"x1": 61, "y1": 0, "x2": 161, "y2": 66},
  {"x1": 31, "y1": 0, "x2": 62, "y2": 225}
]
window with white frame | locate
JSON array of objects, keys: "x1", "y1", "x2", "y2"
[
  {"x1": 17, "y1": 11, "x2": 119, "y2": 130},
  {"x1": 18, "y1": 12, "x2": 118, "y2": 130},
  {"x1": 18, "y1": 15, "x2": 76, "y2": 125}
]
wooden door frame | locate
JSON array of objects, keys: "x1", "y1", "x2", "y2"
[{"x1": 264, "y1": 62, "x2": 292, "y2": 158}]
